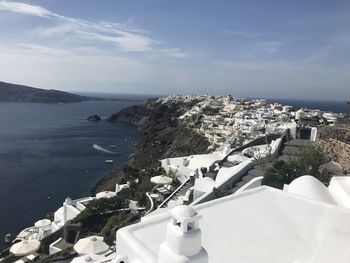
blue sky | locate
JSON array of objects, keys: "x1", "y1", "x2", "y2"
[{"x1": 0, "y1": 0, "x2": 349, "y2": 100}]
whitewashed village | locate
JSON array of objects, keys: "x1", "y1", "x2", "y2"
[{"x1": 1, "y1": 95, "x2": 349, "y2": 263}]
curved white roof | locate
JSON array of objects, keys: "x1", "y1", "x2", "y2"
[
  {"x1": 286, "y1": 175, "x2": 337, "y2": 205},
  {"x1": 116, "y1": 186, "x2": 350, "y2": 263},
  {"x1": 171, "y1": 205, "x2": 197, "y2": 220}
]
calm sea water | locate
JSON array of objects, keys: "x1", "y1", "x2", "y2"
[
  {"x1": 270, "y1": 98, "x2": 350, "y2": 114},
  {"x1": 0, "y1": 101, "x2": 142, "y2": 248}
]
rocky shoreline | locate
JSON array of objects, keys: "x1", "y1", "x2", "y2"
[{"x1": 91, "y1": 98, "x2": 210, "y2": 194}]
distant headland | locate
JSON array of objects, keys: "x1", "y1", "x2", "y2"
[{"x1": 0, "y1": 81, "x2": 103, "y2": 103}]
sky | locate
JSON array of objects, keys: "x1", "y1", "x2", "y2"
[{"x1": 0, "y1": 0, "x2": 349, "y2": 100}]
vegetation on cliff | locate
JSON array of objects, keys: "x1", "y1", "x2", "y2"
[
  {"x1": 262, "y1": 146, "x2": 330, "y2": 189},
  {"x1": 92, "y1": 99, "x2": 210, "y2": 193}
]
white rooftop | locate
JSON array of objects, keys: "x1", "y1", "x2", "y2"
[
  {"x1": 117, "y1": 186, "x2": 350, "y2": 263},
  {"x1": 162, "y1": 151, "x2": 225, "y2": 171}
]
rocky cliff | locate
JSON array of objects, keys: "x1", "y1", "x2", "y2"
[{"x1": 92, "y1": 99, "x2": 210, "y2": 193}]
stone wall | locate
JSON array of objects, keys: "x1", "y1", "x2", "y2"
[{"x1": 319, "y1": 138, "x2": 350, "y2": 174}]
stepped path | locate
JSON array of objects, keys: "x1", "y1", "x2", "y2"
[
  {"x1": 231, "y1": 139, "x2": 315, "y2": 193},
  {"x1": 159, "y1": 179, "x2": 193, "y2": 209}
]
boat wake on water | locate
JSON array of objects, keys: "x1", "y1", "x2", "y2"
[{"x1": 93, "y1": 144, "x2": 118, "y2": 154}]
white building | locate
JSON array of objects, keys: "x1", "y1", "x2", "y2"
[
  {"x1": 114, "y1": 176, "x2": 350, "y2": 263},
  {"x1": 160, "y1": 148, "x2": 231, "y2": 183}
]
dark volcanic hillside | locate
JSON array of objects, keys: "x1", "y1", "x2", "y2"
[
  {"x1": 0, "y1": 81, "x2": 101, "y2": 103},
  {"x1": 92, "y1": 99, "x2": 210, "y2": 193}
]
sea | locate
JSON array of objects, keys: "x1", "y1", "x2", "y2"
[
  {"x1": 269, "y1": 98, "x2": 350, "y2": 114},
  {"x1": 0, "y1": 99, "x2": 143, "y2": 249},
  {"x1": 0, "y1": 96, "x2": 348, "y2": 250}
]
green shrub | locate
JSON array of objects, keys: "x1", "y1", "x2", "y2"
[
  {"x1": 119, "y1": 168, "x2": 158, "y2": 206},
  {"x1": 75, "y1": 196, "x2": 129, "y2": 226},
  {"x1": 101, "y1": 212, "x2": 133, "y2": 245},
  {"x1": 75, "y1": 208, "x2": 96, "y2": 226},
  {"x1": 262, "y1": 146, "x2": 330, "y2": 189},
  {"x1": 117, "y1": 188, "x2": 133, "y2": 200},
  {"x1": 87, "y1": 196, "x2": 128, "y2": 214}
]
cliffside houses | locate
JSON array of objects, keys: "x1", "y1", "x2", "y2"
[
  {"x1": 2, "y1": 95, "x2": 346, "y2": 263},
  {"x1": 155, "y1": 95, "x2": 327, "y2": 208},
  {"x1": 173, "y1": 95, "x2": 298, "y2": 149}
]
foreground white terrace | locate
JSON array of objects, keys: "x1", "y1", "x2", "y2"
[{"x1": 116, "y1": 176, "x2": 350, "y2": 263}]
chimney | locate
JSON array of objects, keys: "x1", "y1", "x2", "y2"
[{"x1": 158, "y1": 205, "x2": 208, "y2": 263}]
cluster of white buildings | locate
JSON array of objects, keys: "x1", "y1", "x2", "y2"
[
  {"x1": 2, "y1": 95, "x2": 348, "y2": 263},
  {"x1": 178, "y1": 96, "x2": 294, "y2": 148},
  {"x1": 160, "y1": 95, "x2": 336, "y2": 150}
]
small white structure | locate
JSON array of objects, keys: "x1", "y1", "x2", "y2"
[
  {"x1": 49, "y1": 238, "x2": 63, "y2": 255},
  {"x1": 242, "y1": 144, "x2": 271, "y2": 159},
  {"x1": 151, "y1": 175, "x2": 173, "y2": 185},
  {"x1": 10, "y1": 240, "x2": 40, "y2": 256},
  {"x1": 73, "y1": 236, "x2": 109, "y2": 256},
  {"x1": 96, "y1": 191, "x2": 116, "y2": 199},
  {"x1": 310, "y1": 127, "x2": 317, "y2": 141},
  {"x1": 34, "y1": 219, "x2": 51, "y2": 228},
  {"x1": 160, "y1": 151, "x2": 227, "y2": 183},
  {"x1": 158, "y1": 206, "x2": 208, "y2": 263},
  {"x1": 295, "y1": 109, "x2": 305, "y2": 120},
  {"x1": 52, "y1": 196, "x2": 94, "y2": 231},
  {"x1": 15, "y1": 219, "x2": 53, "y2": 243}
]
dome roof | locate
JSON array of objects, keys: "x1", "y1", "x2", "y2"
[
  {"x1": 286, "y1": 175, "x2": 336, "y2": 205},
  {"x1": 171, "y1": 205, "x2": 198, "y2": 221}
]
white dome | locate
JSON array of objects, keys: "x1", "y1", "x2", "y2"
[
  {"x1": 295, "y1": 109, "x2": 305, "y2": 120},
  {"x1": 286, "y1": 175, "x2": 336, "y2": 205},
  {"x1": 171, "y1": 205, "x2": 198, "y2": 221}
]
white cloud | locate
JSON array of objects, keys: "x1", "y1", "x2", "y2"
[
  {"x1": 0, "y1": 0, "x2": 186, "y2": 55},
  {"x1": 35, "y1": 23, "x2": 78, "y2": 38},
  {"x1": 1, "y1": 40, "x2": 349, "y2": 99},
  {"x1": 0, "y1": 42, "x2": 155, "y2": 92},
  {"x1": 0, "y1": 0, "x2": 55, "y2": 17},
  {"x1": 76, "y1": 31, "x2": 155, "y2": 52}
]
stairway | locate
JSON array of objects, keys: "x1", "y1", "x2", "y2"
[{"x1": 158, "y1": 179, "x2": 193, "y2": 209}]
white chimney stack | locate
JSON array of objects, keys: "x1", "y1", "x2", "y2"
[{"x1": 158, "y1": 205, "x2": 208, "y2": 263}]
